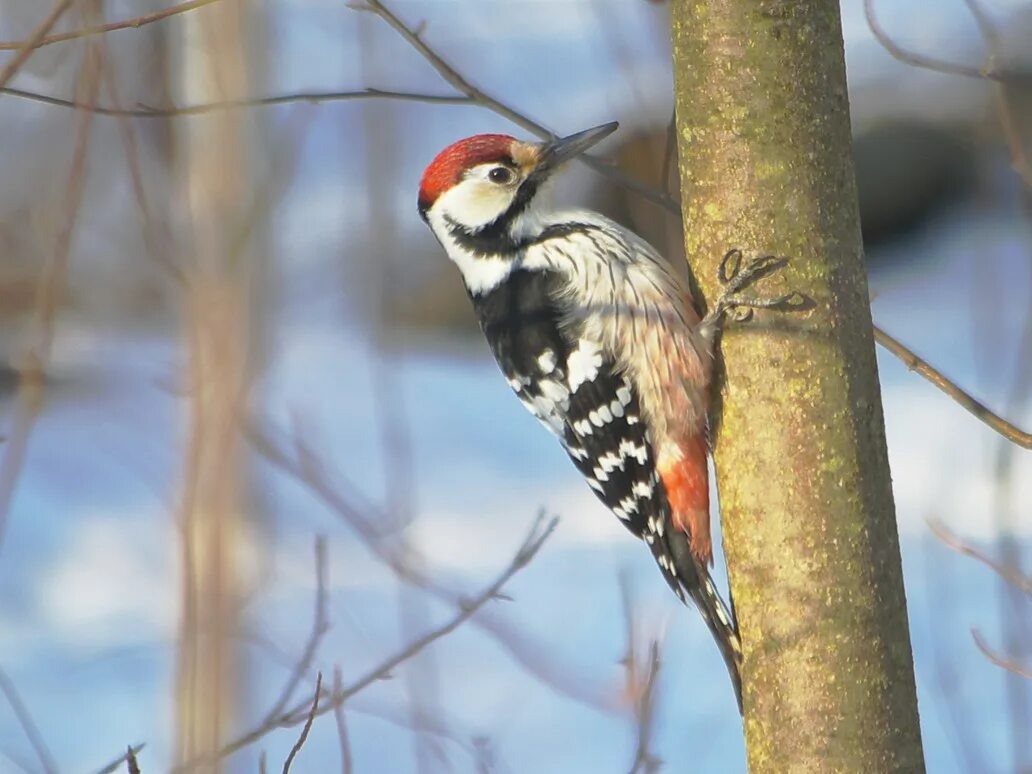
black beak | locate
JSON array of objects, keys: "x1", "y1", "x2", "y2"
[{"x1": 534, "y1": 121, "x2": 619, "y2": 177}]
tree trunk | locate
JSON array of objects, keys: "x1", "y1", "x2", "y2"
[{"x1": 669, "y1": 2, "x2": 925, "y2": 770}]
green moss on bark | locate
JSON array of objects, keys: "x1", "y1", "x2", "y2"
[{"x1": 670, "y1": 2, "x2": 925, "y2": 771}]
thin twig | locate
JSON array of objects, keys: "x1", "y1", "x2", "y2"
[
  {"x1": 0, "y1": 667, "x2": 57, "y2": 774},
  {"x1": 98, "y1": 40, "x2": 184, "y2": 281},
  {"x1": 282, "y1": 672, "x2": 322, "y2": 774},
  {"x1": 929, "y1": 520, "x2": 1032, "y2": 595},
  {"x1": 0, "y1": 85, "x2": 473, "y2": 116},
  {"x1": 333, "y1": 668, "x2": 354, "y2": 774},
  {"x1": 355, "y1": 0, "x2": 676, "y2": 212},
  {"x1": 247, "y1": 418, "x2": 608, "y2": 709},
  {"x1": 0, "y1": 0, "x2": 221, "y2": 51},
  {"x1": 972, "y1": 630, "x2": 1032, "y2": 679},
  {"x1": 125, "y1": 745, "x2": 141, "y2": 774},
  {"x1": 862, "y1": 0, "x2": 1028, "y2": 83},
  {"x1": 175, "y1": 515, "x2": 558, "y2": 770},
  {"x1": 0, "y1": 32, "x2": 101, "y2": 552},
  {"x1": 874, "y1": 326, "x2": 1032, "y2": 449},
  {"x1": 960, "y1": 0, "x2": 1032, "y2": 189},
  {"x1": 628, "y1": 642, "x2": 662, "y2": 774},
  {"x1": 90, "y1": 744, "x2": 147, "y2": 774},
  {"x1": 620, "y1": 578, "x2": 662, "y2": 774},
  {"x1": 0, "y1": 0, "x2": 77, "y2": 90},
  {"x1": 262, "y1": 537, "x2": 330, "y2": 724}
]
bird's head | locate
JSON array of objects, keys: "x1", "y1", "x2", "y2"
[{"x1": 418, "y1": 122, "x2": 618, "y2": 236}]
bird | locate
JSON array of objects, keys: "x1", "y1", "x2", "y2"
[{"x1": 417, "y1": 121, "x2": 796, "y2": 710}]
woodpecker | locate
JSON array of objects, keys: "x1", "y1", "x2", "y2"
[{"x1": 418, "y1": 121, "x2": 796, "y2": 710}]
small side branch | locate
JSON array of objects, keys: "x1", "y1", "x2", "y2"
[
  {"x1": 89, "y1": 743, "x2": 146, "y2": 774},
  {"x1": 0, "y1": 667, "x2": 57, "y2": 774},
  {"x1": 929, "y1": 520, "x2": 1032, "y2": 595},
  {"x1": 0, "y1": 0, "x2": 221, "y2": 51},
  {"x1": 862, "y1": 0, "x2": 1029, "y2": 83},
  {"x1": 0, "y1": 0, "x2": 77, "y2": 90},
  {"x1": 174, "y1": 515, "x2": 558, "y2": 771},
  {"x1": 282, "y1": 672, "x2": 322, "y2": 774},
  {"x1": 262, "y1": 537, "x2": 330, "y2": 725},
  {"x1": 874, "y1": 326, "x2": 1032, "y2": 450},
  {"x1": 972, "y1": 630, "x2": 1032, "y2": 680}
]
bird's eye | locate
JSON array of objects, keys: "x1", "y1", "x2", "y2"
[{"x1": 488, "y1": 166, "x2": 514, "y2": 184}]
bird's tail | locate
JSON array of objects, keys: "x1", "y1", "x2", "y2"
[{"x1": 657, "y1": 524, "x2": 743, "y2": 713}]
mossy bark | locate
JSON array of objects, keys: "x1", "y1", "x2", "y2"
[{"x1": 670, "y1": 2, "x2": 925, "y2": 771}]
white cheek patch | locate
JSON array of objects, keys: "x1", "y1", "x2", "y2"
[{"x1": 434, "y1": 178, "x2": 515, "y2": 231}]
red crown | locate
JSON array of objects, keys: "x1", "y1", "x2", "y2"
[{"x1": 418, "y1": 134, "x2": 516, "y2": 214}]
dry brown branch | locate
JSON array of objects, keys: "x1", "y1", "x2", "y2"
[
  {"x1": 98, "y1": 41, "x2": 184, "y2": 282},
  {"x1": 90, "y1": 744, "x2": 146, "y2": 774},
  {"x1": 282, "y1": 672, "x2": 322, "y2": 774},
  {"x1": 0, "y1": 84, "x2": 473, "y2": 115},
  {"x1": 620, "y1": 579, "x2": 662, "y2": 774},
  {"x1": 0, "y1": 667, "x2": 57, "y2": 774},
  {"x1": 961, "y1": 0, "x2": 1032, "y2": 189},
  {"x1": 353, "y1": 0, "x2": 676, "y2": 212},
  {"x1": 973, "y1": 630, "x2": 1032, "y2": 679},
  {"x1": 175, "y1": 514, "x2": 558, "y2": 771},
  {"x1": 0, "y1": 0, "x2": 77, "y2": 89},
  {"x1": 628, "y1": 642, "x2": 662, "y2": 774},
  {"x1": 125, "y1": 745, "x2": 141, "y2": 774},
  {"x1": 262, "y1": 537, "x2": 330, "y2": 725},
  {"x1": 0, "y1": 0, "x2": 220, "y2": 51},
  {"x1": 919, "y1": 532, "x2": 985, "y2": 772},
  {"x1": 862, "y1": 0, "x2": 1028, "y2": 83},
  {"x1": 0, "y1": 35, "x2": 101, "y2": 551},
  {"x1": 332, "y1": 668, "x2": 354, "y2": 774},
  {"x1": 929, "y1": 520, "x2": 1032, "y2": 595},
  {"x1": 1, "y1": 0, "x2": 674, "y2": 211},
  {"x1": 874, "y1": 327, "x2": 1032, "y2": 449},
  {"x1": 247, "y1": 418, "x2": 609, "y2": 709}
]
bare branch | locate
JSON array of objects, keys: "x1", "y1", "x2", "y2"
[
  {"x1": 262, "y1": 537, "x2": 330, "y2": 725},
  {"x1": 0, "y1": 84, "x2": 473, "y2": 116},
  {"x1": 2, "y1": 0, "x2": 676, "y2": 212},
  {"x1": 628, "y1": 642, "x2": 662, "y2": 774},
  {"x1": 0, "y1": 667, "x2": 57, "y2": 774},
  {"x1": 620, "y1": 579, "x2": 662, "y2": 774},
  {"x1": 333, "y1": 668, "x2": 354, "y2": 774},
  {"x1": 246, "y1": 418, "x2": 608, "y2": 709},
  {"x1": 89, "y1": 743, "x2": 146, "y2": 774},
  {"x1": 125, "y1": 745, "x2": 141, "y2": 774},
  {"x1": 862, "y1": 0, "x2": 1028, "y2": 83},
  {"x1": 874, "y1": 326, "x2": 1032, "y2": 449},
  {"x1": 355, "y1": 0, "x2": 677, "y2": 212},
  {"x1": 960, "y1": 0, "x2": 1032, "y2": 189},
  {"x1": 282, "y1": 672, "x2": 322, "y2": 774},
  {"x1": 0, "y1": 35, "x2": 101, "y2": 551},
  {"x1": 972, "y1": 630, "x2": 1032, "y2": 679},
  {"x1": 929, "y1": 520, "x2": 1032, "y2": 595},
  {"x1": 0, "y1": 0, "x2": 77, "y2": 90},
  {"x1": 0, "y1": 0, "x2": 221, "y2": 51},
  {"x1": 175, "y1": 514, "x2": 558, "y2": 771}
]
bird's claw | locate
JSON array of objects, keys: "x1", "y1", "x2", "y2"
[{"x1": 702, "y1": 249, "x2": 804, "y2": 331}]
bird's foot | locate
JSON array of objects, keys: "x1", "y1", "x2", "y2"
[{"x1": 700, "y1": 248, "x2": 806, "y2": 331}]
